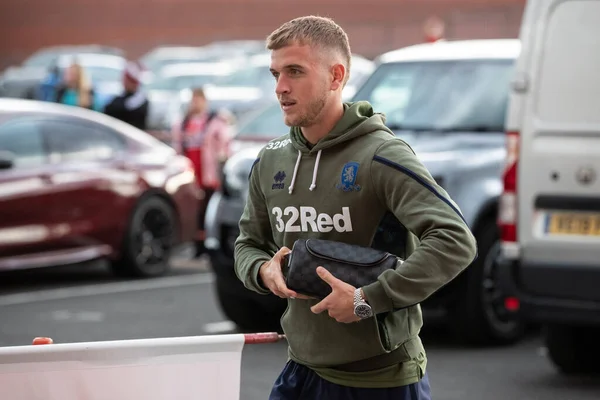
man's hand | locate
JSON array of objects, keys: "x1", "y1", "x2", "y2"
[
  {"x1": 259, "y1": 247, "x2": 311, "y2": 300},
  {"x1": 310, "y1": 267, "x2": 360, "y2": 323}
]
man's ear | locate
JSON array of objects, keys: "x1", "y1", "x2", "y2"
[{"x1": 330, "y1": 63, "x2": 346, "y2": 91}]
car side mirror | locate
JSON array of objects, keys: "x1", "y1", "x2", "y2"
[{"x1": 0, "y1": 151, "x2": 15, "y2": 170}]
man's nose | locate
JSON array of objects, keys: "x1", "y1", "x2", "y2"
[{"x1": 275, "y1": 76, "x2": 290, "y2": 96}]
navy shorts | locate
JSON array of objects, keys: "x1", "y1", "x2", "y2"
[{"x1": 268, "y1": 360, "x2": 432, "y2": 400}]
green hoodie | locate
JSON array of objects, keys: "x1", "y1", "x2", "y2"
[{"x1": 234, "y1": 101, "x2": 477, "y2": 388}]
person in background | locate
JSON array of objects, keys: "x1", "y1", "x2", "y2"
[
  {"x1": 423, "y1": 15, "x2": 446, "y2": 43},
  {"x1": 54, "y1": 61, "x2": 95, "y2": 109},
  {"x1": 104, "y1": 61, "x2": 149, "y2": 130},
  {"x1": 171, "y1": 87, "x2": 232, "y2": 258},
  {"x1": 34, "y1": 64, "x2": 61, "y2": 101}
]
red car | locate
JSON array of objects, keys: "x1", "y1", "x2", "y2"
[{"x1": 0, "y1": 98, "x2": 200, "y2": 277}]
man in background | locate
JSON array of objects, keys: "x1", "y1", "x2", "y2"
[{"x1": 104, "y1": 61, "x2": 149, "y2": 130}]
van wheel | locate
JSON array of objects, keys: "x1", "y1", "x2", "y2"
[
  {"x1": 450, "y1": 222, "x2": 525, "y2": 345},
  {"x1": 545, "y1": 324, "x2": 600, "y2": 374},
  {"x1": 111, "y1": 197, "x2": 176, "y2": 278}
]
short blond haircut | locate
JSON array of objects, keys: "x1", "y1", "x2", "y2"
[{"x1": 266, "y1": 16, "x2": 352, "y2": 84}]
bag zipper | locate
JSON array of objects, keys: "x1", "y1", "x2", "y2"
[{"x1": 305, "y1": 239, "x2": 391, "y2": 267}]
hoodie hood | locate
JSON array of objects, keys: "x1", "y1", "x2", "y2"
[
  {"x1": 286, "y1": 101, "x2": 394, "y2": 193},
  {"x1": 290, "y1": 101, "x2": 394, "y2": 154}
]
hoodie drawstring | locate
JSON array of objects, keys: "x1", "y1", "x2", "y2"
[
  {"x1": 288, "y1": 149, "x2": 322, "y2": 194},
  {"x1": 288, "y1": 150, "x2": 302, "y2": 194},
  {"x1": 309, "y1": 150, "x2": 322, "y2": 191}
]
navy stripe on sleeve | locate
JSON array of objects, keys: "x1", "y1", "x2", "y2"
[
  {"x1": 248, "y1": 157, "x2": 260, "y2": 180},
  {"x1": 373, "y1": 155, "x2": 467, "y2": 224}
]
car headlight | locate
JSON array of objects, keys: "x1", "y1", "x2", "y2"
[
  {"x1": 221, "y1": 148, "x2": 262, "y2": 198},
  {"x1": 223, "y1": 168, "x2": 248, "y2": 197}
]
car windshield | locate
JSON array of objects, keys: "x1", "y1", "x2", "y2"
[
  {"x1": 85, "y1": 66, "x2": 123, "y2": 83},
  {"x1": 353, "y1": 59, "x2": 515, "y2": 132},
  {"x1": 55, "y1": 65, "x2": 123, "y2": 84},
  {"x1": 235, "y1": 103, "x2": 288, "y2": 138},
  {"x1": 145, "y1": 74, "x2": 218, "y2": 91},
  {"x1": 215, "y1": 65, "x2": 273, "y2": 88},
  {"x1": 24, "y1": 50, "x2": 121, "y2": 69},
  {"x1": 348, "y1": 70, "x2": 368, "y2": 87},
  {"x1": 142, "y1": 55, "x2": 215, "y2": 72},
  {"x1": 23, "y1": 52, "x2": 60, "y2": 68}
]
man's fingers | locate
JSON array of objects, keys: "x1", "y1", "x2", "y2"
[
  {"x1": 311, "y1": 298, "x2": 329, "y2": 314},
  {"x1": 273, "y1": 273, "x2": 297, "y2": 298},
  {"x1": 316, "y1": 267, "x2": 339, "y2": 288},
  {"x1": 275, "y1": 246, "x2": 291, "y2": 260}
]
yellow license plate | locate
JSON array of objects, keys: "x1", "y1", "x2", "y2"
[{"x1": 547, "y1": 213, "x2": 600, "y2": 236}]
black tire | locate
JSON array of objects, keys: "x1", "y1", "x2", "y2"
[
  {"x1": 449, "y1": 222, "x2": 525, "y2": 345},
  {"x1": 215, "y1": 278, "x2": 285, "y2": 333},
  {"x1": 110, "y1": 196, "x2": 176, "y2": 278},
  {"x1": 545, "y1": 324, "x2": 600, "y2": 375}
]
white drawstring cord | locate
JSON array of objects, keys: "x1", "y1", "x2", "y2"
[
  {"x1": 309, "y1": 150, "x2": 322, "y2": 191},
  {"x1": 288, "y1": 150, "x2": 302, "y2": 194}
]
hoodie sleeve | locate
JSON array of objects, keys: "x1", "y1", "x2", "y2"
[
  {"x1": 233, "y1": 152, "x2": 278, "y2": 295},
  {"x1": 362, "y1": 139, "x2": 478, "y2": 314}
]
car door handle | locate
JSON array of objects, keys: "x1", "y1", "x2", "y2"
[{"x1": 40, "y1": 174, "x2": 53, "y2": 184}]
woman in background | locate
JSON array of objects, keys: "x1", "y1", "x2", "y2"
[
  {"x1": 171, "y1": 87, "x2": 232, "y2": 258},
  {"x1": 54, "y1": 61, "x2": 95, "y2": 110}
]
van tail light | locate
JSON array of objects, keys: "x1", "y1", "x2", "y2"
[
  {"x1": 504, "y1": 296, "x2": 520, "y2": 312},
  {"x1": 498, "y1": 130, "x2": 519, "y2": 243}
]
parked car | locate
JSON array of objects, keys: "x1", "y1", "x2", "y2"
[
  {"x1": 0, "y1": 46, "x2": 125, "y2": 99},
  {"x1": 139, "y1": 41, "x2": 263, "y2": 84},
  {"x1": 52, "y1": 53, "x2": 129, "y2": 109},
  {"x1": 0, "y1": 98, "x2": 200, "y2": 277},
  {"x1": 342, "y1": 55, "x2": 376, "y2": 99},
  {"x1": 205, "y1": 39, "x2": 524, "y2": 345},
  {"x1": 498, "y1": 0, "x2": 600, "y2": 374},
  {"x1": 22, "y1": 45, "x2": 125, "y2": 68},
  {"x1": 144, "y1": 61, "x2": 239, "y2": 131},
  {"x1": 139, "y1": 46, "x2": 212, "y2": 74}
]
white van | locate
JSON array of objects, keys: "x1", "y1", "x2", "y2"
[{"x1": 499, "y1": 0, "x2": 600, "y2": 374}]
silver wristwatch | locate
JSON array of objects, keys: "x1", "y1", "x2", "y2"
[{"x1": 353, "y1": 288, "x2": 373, "y2": 319}]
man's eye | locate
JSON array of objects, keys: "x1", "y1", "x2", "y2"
[{"x1": 290, "y1": 69, "x2": 300, "y2": 75}]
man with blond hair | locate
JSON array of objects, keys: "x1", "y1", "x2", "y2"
[{"x1": 234, "y1": 15, "x2": 477, "y2": 398}]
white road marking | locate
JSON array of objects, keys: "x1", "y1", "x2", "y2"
[
  {"x1": 49, "y1": 310, "x2": 106, "y2": 322},
  {"x1": 537, "y1": 346, "x2": 548, "y2": 357},
  {"x1": 0, "y1": 273, "x2": 214, "y2": 307},
  {"x1": 203, "y1": 320, "x2": 238, "y2": 334}
]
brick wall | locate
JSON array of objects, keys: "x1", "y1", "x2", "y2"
[{"x1": 0, "y1": 0, "x2": 525, "y2": 69}]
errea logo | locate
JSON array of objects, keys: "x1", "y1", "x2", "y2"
[
  {"x1": 271, "y1": 206, "x2": 353, "y2": 233},
  {"x1": 272, "y1": 171, "x2": 286, "y2": 190}
]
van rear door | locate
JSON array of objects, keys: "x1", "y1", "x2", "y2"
[{"x1": 517, "y1": 0, "x2": 600, "y2": 302}]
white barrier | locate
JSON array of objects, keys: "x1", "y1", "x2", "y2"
[{"x1": 0, "y1": 333, "x2": 284, "y2": 400}]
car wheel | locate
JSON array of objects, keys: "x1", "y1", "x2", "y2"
[
  {"x1": 215, "y1": 278, "x2": 284, "y2": 333},
  {"x1": 450, "y1": 221, "x2": 525, "y2": 345},
  {"x1": 111, "y1": 196, "x2": 176, "y2": 278},
  {"x1": 545, "y1": 324, "x2": 600, "y2": 374}
]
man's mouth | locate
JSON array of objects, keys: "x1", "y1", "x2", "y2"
[{"x1": 280, "y1": 101, "x2": 296, "y2": 111}]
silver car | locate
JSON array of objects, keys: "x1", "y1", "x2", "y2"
[{"x1": 144, "y1": 62, "x2": 238, "y2": 130}]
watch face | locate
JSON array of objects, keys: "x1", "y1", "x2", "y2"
[{"x1": 355, "y1": 304, "x2": 373, "y2": 319}]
